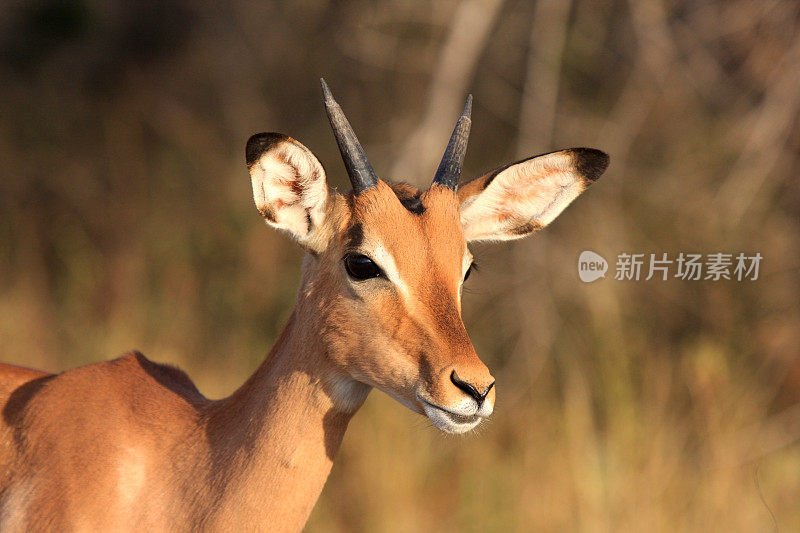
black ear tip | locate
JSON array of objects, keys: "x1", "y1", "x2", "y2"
[
  {"x1": 572, "y1": 148, "x2": 610, "y2": 182},
  {"x1": 246, "y1": 132, "x2": 288, "y2": 168}
]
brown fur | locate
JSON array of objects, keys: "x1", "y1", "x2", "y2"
[
  {"x1": 0, "y1": 312, "x2": 355, "y2": 530},
  {"x1": 0, "y1": 132, "x2": 606, "y2": 530},
  {"x1": 0, "y1": 182, "x2": 493, "y2": 532}
]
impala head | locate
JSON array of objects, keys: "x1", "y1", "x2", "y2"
[{"x1": 246, "y1": 79, "x2": 608, "y2": 433}]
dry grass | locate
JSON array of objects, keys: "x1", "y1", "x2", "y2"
[{"x1": 1, "y1": 0, "x2": 799, "y2": 530}]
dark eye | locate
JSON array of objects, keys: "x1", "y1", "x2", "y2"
[
  {"x1": 463, "y1": 262, "x2": 475, "y2": 282},
  {"x1": 344, "y1": 253, "x2": 383, "y2": 280}
]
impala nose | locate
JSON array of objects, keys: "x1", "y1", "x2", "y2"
[{"x1": 450, "y1": 370, "x2": 494, "y2": 406}]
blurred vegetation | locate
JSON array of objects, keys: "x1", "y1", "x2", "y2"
[{"x1": 2, "y1": 0, "x2": 800, "y2": 530}]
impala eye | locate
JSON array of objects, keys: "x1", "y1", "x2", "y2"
[{"x1": 344, "y1": 253, "x2": 383, "y2": 280}]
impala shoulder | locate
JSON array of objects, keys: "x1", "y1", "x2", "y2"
[
  {"x1": 6, "y1": 352, "x2": 207, "y2": 425},
  {"x1": 109, "y1": 351, "x2": 202, "y2": 397}
]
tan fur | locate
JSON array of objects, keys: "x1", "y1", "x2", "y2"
[{"x1": 0, "y1": 135, "x2": 606, "y2": 531}]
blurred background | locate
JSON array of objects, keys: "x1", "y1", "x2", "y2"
[{"x1": 1, "y1": 0, "x2": 799, "y2": 530}]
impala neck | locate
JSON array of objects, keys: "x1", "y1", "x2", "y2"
[{"x1": 200, "y1": 255, "x2": 369, "y2": 529}]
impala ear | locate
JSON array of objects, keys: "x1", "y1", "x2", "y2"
[
  {"x1": 457, "y1": 148, "x2": 609, "y2": 242},
  {"x1": 247, "y1": 133, "x2": 329, "y2": 251}
]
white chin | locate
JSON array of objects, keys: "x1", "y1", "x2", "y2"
[{"x1": 422, "y1": 403, "x2": 483, "y2": 434}]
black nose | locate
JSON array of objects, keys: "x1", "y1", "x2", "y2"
[{"x1": 450, "y1": 370, "x2": 494, "y2": 406}]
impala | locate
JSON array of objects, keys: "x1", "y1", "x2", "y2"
[{"x1": 0, "y1": 79, "x2": 608, "y2": 531}]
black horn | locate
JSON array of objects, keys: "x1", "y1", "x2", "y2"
[
  {"x1": 432, "y1": 95, "x2": 472, "y2": 190},
  {"x1": 320, "y1": 78, "x2": 379, "y2": 194}
]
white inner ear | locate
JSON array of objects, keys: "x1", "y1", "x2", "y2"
[
  {"x1": 251, "y1": 142, "x2": 327, "y2": 241},
  {"x1": 460, "y1": 151, "x2": 587, "y2": 242}
]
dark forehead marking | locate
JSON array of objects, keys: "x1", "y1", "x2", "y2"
[
  {"x1": 389, "y1": 182, "x2": 425, "y2": 215},
  {"x1": 344, "y1": 222, "x2": 364, "y2": 249}
]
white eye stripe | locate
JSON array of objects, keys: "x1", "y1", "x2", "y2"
[
  {"x1": 371, "y1": 245, "x2": 409, "y2": 299},
  {"x1": 359, "y1": 243, "x2": 467, "y2": 302}
]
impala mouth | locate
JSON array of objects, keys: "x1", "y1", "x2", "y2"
[{"x1": 417, "y1": 396, "x2": 485, "y2": 434}]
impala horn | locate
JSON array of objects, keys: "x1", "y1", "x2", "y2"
[
  {"x1": 432, "y1": 95, "x2": 472, "y2": 190},
  {"x1": 321, "y1": 78, "x2": 379, "y2": 194}
]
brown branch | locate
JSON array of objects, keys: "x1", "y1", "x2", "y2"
[{"x1": 390, "y1": 0, "x2": 504, "y2": 184}]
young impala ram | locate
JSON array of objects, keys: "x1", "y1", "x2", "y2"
[{"x1": 0, "y1": 79, "x2": 608, "y2": 530}]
